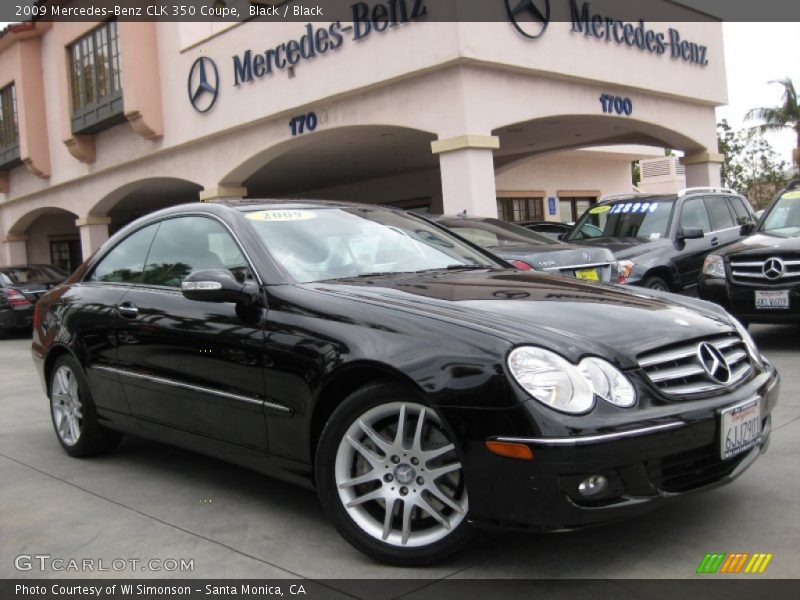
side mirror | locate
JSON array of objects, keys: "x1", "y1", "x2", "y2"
[
  {"x1": 740, "y1": 222, "x2": 756, "y2": 236},
  {"x1": 181, "y1": 269, "x2": 259, "y2": 305},
  {"x1": 678, "y1": 227, "x2": 704, "y2": 241}
]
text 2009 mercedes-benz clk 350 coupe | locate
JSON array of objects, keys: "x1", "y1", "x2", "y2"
[{"x1": 32, "y1": 200, "x2": 779, "y2": 565}]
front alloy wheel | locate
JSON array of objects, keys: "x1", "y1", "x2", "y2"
[{"x1": 316, "y1": 383, "x2": 473, "y2": 564}]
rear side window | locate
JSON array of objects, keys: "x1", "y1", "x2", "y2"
[
  {"x1": 88, "y1": 224, "x2": 158, "y2": 283},
  {"x1": 142, "y1": 216, "x2": 250, "y2": 288},
  {"x1": 727, "y1": 197, "x2": 754, "y2": 226},
  {"x1": 680, "y1": 198, "x2": 712, "y2": 234},
  {"x1": 704, "y1": 196, "x2": 736, "y2": 230}
]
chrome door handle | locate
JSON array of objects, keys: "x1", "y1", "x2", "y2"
[{"x1": 117, "y1": 302, "x2": 139, "y2": 319}]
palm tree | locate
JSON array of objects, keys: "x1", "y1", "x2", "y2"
[{"x1": 745, "y1": 77, "x2": 800, "y2": 172}]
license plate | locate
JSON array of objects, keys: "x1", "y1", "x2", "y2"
[
  {"x1": 719, "y1": 399, "x2": 762, "y2": 460},
  {"x1": 755, "y1": 290, "x2": 789, "y2": 309},
  {"x1": 575, "y1": 268, "x2": 599, "y2": 281}
]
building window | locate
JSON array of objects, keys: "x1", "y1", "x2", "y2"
[
  {"x1": 68, "y1": 21, "x2": 125, "y2": 134},
  {"x1": 0, "y1": 83, "x2": 21, "y2": 169},
  {"x1": 50, "y1": 240, "x2": 82, "y2": 274},
  {"x1": 559, "y1": 197, "x2": 596, "y2": 222},
  {"x1": 497, "y1": 197, "x2": 543, "y2": 223}
]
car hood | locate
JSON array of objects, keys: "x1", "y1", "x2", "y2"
[
  {"x1": 309, "y1": 270, "x2": 734, "y2": 368},
  {"x1": 492, "y1": 243, "x2": 614, "y2": 268},
  {"x1": 715, "y1": 231, "x2": 800, "y2": 257},
  {"x1": 570, "y1": 237, "x2": 672, "y2": 259}
]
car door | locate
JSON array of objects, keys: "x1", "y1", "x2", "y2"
[
  {"x1": 704, "y1": 195, "x2": 741, "y2": 249},
  {"x1": 72, "y1": 223, "x2": 161, "y2": 416},
  {"x1": 114, "y1": 215, "x2": 270, "y2": 451},
  {"x1": 674, "y1": 196, "x2": 713, "y2": 288}
]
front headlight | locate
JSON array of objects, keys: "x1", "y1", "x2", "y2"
[
  {"x1": 702, "y1": 254, "x2": 726, "y2": 278},
  {"x1": 731, "y1": 317, "x2": 763, "y2": 367},
  {"x1": 579, "y1": 357, "x2": 637, "y2": 407},
  {"x1": 507, "y1": 347, "x2": 636, "y2": 414}
]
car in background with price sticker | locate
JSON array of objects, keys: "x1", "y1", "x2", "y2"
[
  {"x1": 431, "y1": 215, "x2": 619, "y2": 282},
  {"x1": 699, "y1": 180, "x2": 800, "y2": 325},
  {"x1": 565, "y1": 188, "x2": 757, "y2": 291}
]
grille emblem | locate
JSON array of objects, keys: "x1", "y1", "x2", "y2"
[
  {"x1": 762, "y1": 257, "x2": 784, "y2": 280},
  {"x1": 696, "y1": 342, "x2": 731, "y2": 384}
]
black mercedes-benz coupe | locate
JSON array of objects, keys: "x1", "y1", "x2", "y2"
[{"x1": 32, "y1": 200, "x2": 779, "y2": 565}]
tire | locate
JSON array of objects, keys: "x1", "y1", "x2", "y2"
[
  {"x1": 642, "y1": 275, "x2": 670, "y2": 291},
  {"x1": 315, "y1": 382, "x2": 474, "y2": 565},
  {"x1": 49, "y1": 354, "x2": 121, "y2": 457}
]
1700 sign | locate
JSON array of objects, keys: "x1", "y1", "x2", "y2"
[
  {"x1": 289, "y1": 112, "x2": 319, "y2": 136},
  {"x1": 599, "y1": 94, "x2": 633, "y2": 116}
]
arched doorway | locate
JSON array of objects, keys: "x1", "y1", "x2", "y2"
[
  {"x1": 7, "y1": 207, "x2": 81, "y2": 271},
  {"x1": 221, "y1": 125, "x2": 439, "y2": 211}
]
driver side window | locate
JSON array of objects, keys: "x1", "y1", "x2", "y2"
[
  {"x1": 143, "y1": 217, "x2": 251, "y2": 288},
  {"x1": 679, "y1": 198, "x2": 711, "y2": 235}
]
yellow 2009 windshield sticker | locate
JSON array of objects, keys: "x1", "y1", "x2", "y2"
[
  {"x1": 782, "y1": 191, "x2": 800, "y2": 200},
  {"x1": 246, "y1": 209, "x2": 317, "y2": 222},
  {"x1": 589, "y1": 205, "x2": 611, "y2": 214}
]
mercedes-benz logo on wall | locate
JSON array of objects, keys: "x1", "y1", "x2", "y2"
[
  {"x1": 762, "y1": 257, "x2": 785, "y2": 280},
  {"x1": 696, "y1": 342, "x2": 731, "y2": 384},
  {"x1": 504, "y1": 0, "x2": 551, "y2": 39},
  {"x1": 188, "y1": 56, "x2": 220, "y2": 113}
]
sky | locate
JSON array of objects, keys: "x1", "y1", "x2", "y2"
[
  {"x1": 718, "y1": 22, "x2": 800, "y2": 167},
  {"x1": 0, "y1": 20, "x2": 797, "y2": 165}
]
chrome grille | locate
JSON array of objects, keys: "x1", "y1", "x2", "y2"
[
  {"x1": 730, "y1": 255, "x2": 800, "y2": 284},
  {"x1": 638, "y1": 335, "x2": 752, "y2": 396}
]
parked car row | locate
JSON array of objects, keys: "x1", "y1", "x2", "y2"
[{"x1": 29, "y1": 195, "x2": 780, "y2": 565}]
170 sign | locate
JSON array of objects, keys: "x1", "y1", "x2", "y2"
[
  {"x1": 289, "y1": 112, "x2": 319, "y2": 136},
  {"x1": 599, "y1": 94, "x2": 633, "y2": 116}
]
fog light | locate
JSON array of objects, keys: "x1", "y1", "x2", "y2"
[{"x1": 577, "y1": 474, "x2": 609, "y2": 498}]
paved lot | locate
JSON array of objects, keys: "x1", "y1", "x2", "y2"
[{"x1": 1, "y1": 326, "x2": 798, "y2": 588}]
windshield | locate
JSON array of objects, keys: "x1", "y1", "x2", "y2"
[
  {"x1": 0, "y1": 265, "x2": 67, "y2": 284},
  {"x1": 760, "y1": 191, "x2": 800, "y2": 237},
  {"x1": 438, "y1": 218, "x2": 556, "y2": 249},
  {"x1": 245, "y1": 207, "x2": 500, "y2": 283},
  {"x1": 567, "y1": 199, "x2": 675, "y2": 241}
]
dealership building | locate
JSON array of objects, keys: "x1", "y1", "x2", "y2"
[{"x1": 0, "y1": 0, "x2": 726, "y2": 270}]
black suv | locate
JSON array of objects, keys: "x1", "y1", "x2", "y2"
[
  {"x1": 565, "y1": 188, "x2": 757, "y2": 291},
  {"x1": 699, "y1": 179, "x2": 800, "y2": 324}
]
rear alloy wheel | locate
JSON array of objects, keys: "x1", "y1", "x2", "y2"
[
  {"x1": 49, "y1": 355, "x2": 120, "y2": 457},
  {"x1": 316, "y1": 383, "x2": 473, "y2": 565}
]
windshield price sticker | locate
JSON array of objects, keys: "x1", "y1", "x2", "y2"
[
  {"x1": 246, "y1": 210, "x2": 317, "y2": 222},
  {"x1": 589, "y1": 205, "x2": 611, "y2": 214},
  {"x1": 610, "y1": 202, "x2": 659, "y2": 215},
  {"x1": 782, "y1": 191, "x2": 800, "y2": 200}
]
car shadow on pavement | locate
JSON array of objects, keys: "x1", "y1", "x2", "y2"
[
  {"x1": 749, "y1": 324, "x2": 800, "y2": 352},
  {"x1": 93, "y1": 432, "x2": 742, "y2": 577}
]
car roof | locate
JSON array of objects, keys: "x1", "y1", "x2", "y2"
[{"x1": 212, "y1": 198, "x2": 401, "y2": 212}]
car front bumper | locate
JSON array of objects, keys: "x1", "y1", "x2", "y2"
[
  {"x1": 455, "y1": 365, "x2": 779, "y2": 531},
  {"x1": 699, "y1": 277, "x2": 800, "y2": 323}
]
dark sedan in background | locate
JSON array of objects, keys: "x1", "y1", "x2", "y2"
[
  {"x1": 32, "y1": 200, "x2": 777, "y2": 565},
  {"x1": 432, "y1": 215, "x2": 618, "y2": 282},
  {"x1": 517, "y1": 220, "x2": 574, "y2": 240},
  {"x1": 700, "y1": 180, "x2": 800, "y2": 324},
  {"x1": 0, "y1": 264, "x2": 66, "y2": 335}
]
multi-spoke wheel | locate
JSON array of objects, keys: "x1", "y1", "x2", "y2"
[
  {"x1": 316, "y1": 382, "x2": 474, "y2": 565},
  {"x1": 48, "y1": 355, "x2": 120, "y2": 457},
  {"x1": 51, "y1": 364, "x2": 83, "y2": 446}
]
